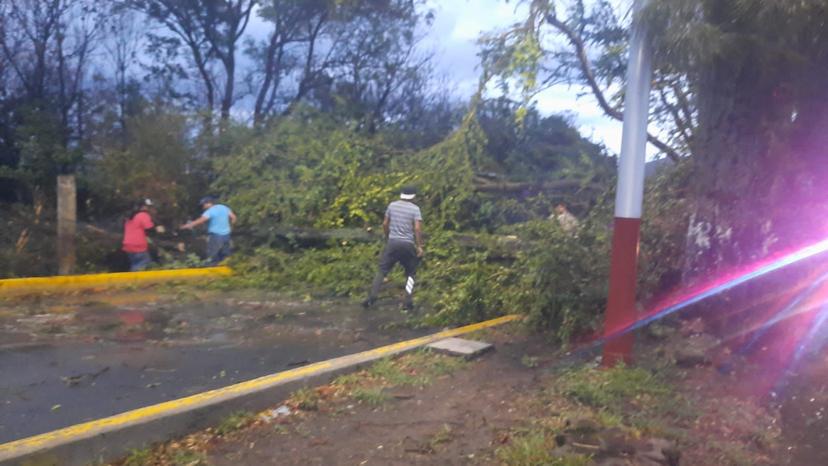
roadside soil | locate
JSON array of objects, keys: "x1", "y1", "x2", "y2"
[
  {"x1": 116, "y1": 322, "x2": 828, "y2": 466},
  {"x1": 207, "y1": 328, "x2": 547, "y2": 466}
]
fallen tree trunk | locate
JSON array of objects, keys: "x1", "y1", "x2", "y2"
[{"x1": 472, "y1": 176, "x2": 603, "y2": 195}]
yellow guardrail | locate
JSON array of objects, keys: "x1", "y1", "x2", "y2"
[{"x1": 0, "y1": 266, "x2": 232, "y2": 296}]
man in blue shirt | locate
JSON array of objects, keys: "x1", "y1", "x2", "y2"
[{"x1": 180, "y1": 196, "x2": 237, "y2": 265}]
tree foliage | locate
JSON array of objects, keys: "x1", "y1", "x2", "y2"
[
  {"x1": 484, "y1": 0, "x2": 828, "y2": 281},
  {"x1": 643, "y1": 0, "x2": 828, "y2": 275},
  {"x1": 208, "y1": 96, "x2": 623, "y2": 340},
  {"x1": 0, "y1": 0, "x2": 102, "y2": 200},
  {"x1": 85, "y1": 109, "x2": 208, "y2": 224},
  {"x1": 478, "y1": 0, "x2": 692, "y2": 161}
]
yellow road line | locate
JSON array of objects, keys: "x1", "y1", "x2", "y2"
[
  {"x1": 0, "y1": 267, "x2": 232, "y2": 295},
  {"x1": 0, "y1": 314, "x2": 520, "y2": 459}
]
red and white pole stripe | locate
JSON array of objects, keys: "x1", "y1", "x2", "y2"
[{"x1": 602, "y1": 0, "x2": 653, "y2": 366}]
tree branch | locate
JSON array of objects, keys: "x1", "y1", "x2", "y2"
[{"x1": 545, "y1": 12, "x2": 680, "y2": 162}]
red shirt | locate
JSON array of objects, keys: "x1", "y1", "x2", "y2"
[{"x1": 122, "y1": 211, "x2": 154, "y2": 253}]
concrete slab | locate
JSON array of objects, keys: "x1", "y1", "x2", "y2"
[{"x1": 427, "y1": 337, "x2": 494, "y2": 358}]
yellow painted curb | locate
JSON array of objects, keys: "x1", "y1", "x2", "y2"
[
  {"x1": 0, "y1": 267, "x2": 232, "y2": 295},
  {"x1": 0, "y1": 314, "x2": 520, "y2": 461}
]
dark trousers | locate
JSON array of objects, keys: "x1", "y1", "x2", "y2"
[
  {"x1": 368, "y1": 240, "x2": 419, "y2": 305},
  {"x1": 127, "y1": 252, "x2": 152, "y2": 272},
  {"x1": 206, "y1": 234, "x2": 232, "y2": 266}
]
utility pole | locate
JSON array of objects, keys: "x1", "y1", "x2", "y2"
[
  {"x1": 57, "y1": 174, "x2": 77, "y2": 275},
  {"x1": 602, "y1": 0, "x2": 653, "y2": 366}
]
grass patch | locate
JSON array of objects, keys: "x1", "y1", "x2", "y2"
[
  {"x1": 429, "y1": 424, "x2": 455, "y2": 449},
  {"x1": 171, "y1": 449, "x2": 207, "y2": 465},
  {"x1": 363, "y1": 350, "x2": 467, "y2": 388},
  {"x1": 558, "y1": 365, "x2": 671, "y2": 409},
  {"x1": 368, "y1": 357, "x2": 424, "y2": 386},
  {"x1": 558, "y1": 365, "x2": 689, "y2": 419},
  {"x1": 290, "y1": 387, "x2": 321, "y2": 411},
  {"x1": 495, "y1": 431, "x2": 591, "y2": 466},
  {"x1": 332, "y1": 373, "x2": 362, "y2": 387},
  {"x1": 123, "y1": 447, "x2": 152, "y2": 466},
  {"x1": 352, "y1": 387, "x2": 390, "y2": 406},
  {"x1": 422, "y1": 351, "x2": 468, "y2": 376},
  {"x1": 521, "y1": 354, "x2": 539, "y2": 368},
  {"x1": 215, "y1": 410, "x2": 255, "y2": 436}
]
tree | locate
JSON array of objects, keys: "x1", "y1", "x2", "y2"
[
  {"x1": 248, "y1": 0, "x2": 437, "y2": 133},
  {"x1": 103, "y1": 8, "x2": 145, "y2": 136},
  {"x1": 0, "y1": 0, "x2": 100, "y2": 200},
  {"x1": 87, "y1": 109, "x2": 207, "y2": 224},
  {"x1": 643, "y1": 0, "x2": 828, "y2": 276},
  {"x1": 125, "y1": 0, "x2": 256, "y2": 129},
  {"x1": 479, "y1": 0, "x2": 692, "y2": 161},
  {"x1": 487, "y1": 0, "x2": 828, "y2": 278},
  {"x1": 329, "y1": 0, "x2": 434, "y2": 134}
]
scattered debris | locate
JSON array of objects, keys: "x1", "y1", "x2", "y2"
[
  {"x1": 143, "y1": 367, "x2": 177, "y2": 373},
  {"x1": 60, "y1": 366, "x2": 110, "y2": 387},
  {"x1": 260, "y1": 405, "x2": 292, "y2": 422}
]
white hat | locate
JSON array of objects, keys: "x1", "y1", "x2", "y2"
[{"x1": 400, "y1": 186, "x2": 417, "y2": 200}]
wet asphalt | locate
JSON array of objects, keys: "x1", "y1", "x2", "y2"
[{"x1": 0, "y1": 293, "x2": 425, "y2": 443}]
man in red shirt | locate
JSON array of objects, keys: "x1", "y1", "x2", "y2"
[{"x1": 122, "y1": 199, "x2": 161, "y2": 271}]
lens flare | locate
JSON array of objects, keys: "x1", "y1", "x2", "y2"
[
  {"x1": 597, "y1": 237, "x2": 828, "y2": 345},
  {"x1": 737, "y1": 271, "x2": 828, "y2": 356}
]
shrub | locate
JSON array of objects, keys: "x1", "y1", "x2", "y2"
[{"x1": 510, "y1": 219, "x2": 610, "y2": 343}]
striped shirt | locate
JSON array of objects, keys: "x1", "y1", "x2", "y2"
[{"x1": 386, "y1": 200, "x2": 422, "y2": 243}]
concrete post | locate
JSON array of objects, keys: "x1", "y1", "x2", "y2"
[
  {"x1": 602, "y1": 0, "x2": 653, "y2": 366},
  {"x1": 57, "y1": 175, "x2": 77, "y2": 275}
]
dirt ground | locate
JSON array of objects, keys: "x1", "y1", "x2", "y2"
[
  {"x1": 207, "y1": 329, "x2": 547, "y2": 466},
  {"x1": 119, "y1": 321, "x2": 828, "y2": 466}
]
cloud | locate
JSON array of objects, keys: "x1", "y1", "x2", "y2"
[{"x1": 533, "y1": 85, "x2": 623, "y2": 154}]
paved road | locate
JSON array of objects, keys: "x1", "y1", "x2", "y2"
[{"x1": 0, "y1": 292, "x2": 424, "y2": 443}]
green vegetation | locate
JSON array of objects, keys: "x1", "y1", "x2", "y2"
[
  {"x1": 215, "y1": 411, "x2": 256, "y2": 436},
  {"x1": 484, "y1": 0, "x2": 828, "y2": 282},
  {"x1": 558, "y1": 365, "x2": 672, "y2": 411},
  {"x1": 428, "y1": 424, "x2": 455, "y2": 450},
  {"x1": 170, "y1": 449, "x2": 207, "y2": 466},
  {"x1": 122, "y1": 447, "x2": 152, "y2": 466},
  {"x1": 351, "y1": 387, "x2": 390, "y2": 407},
  {"x1": 555, "y1": 365, "x2": 694, "y2": 433},
  {"x1": 331, "y1": 349, "x2": 468, "y2": 405},
  {"x1": 289, "y1": 387, "x2": 321, "y2": 411},
  {"x1": 521, "y1": 355, "x2": 540, "y2": 368},
  {"x1": 495, "y1": 431, "x2": 591, "y2": 466}
]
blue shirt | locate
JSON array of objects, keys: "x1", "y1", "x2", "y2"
[{"x1": 203, "y1": 204, "x2": 233, "y2": 235}]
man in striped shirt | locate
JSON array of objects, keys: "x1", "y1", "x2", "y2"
[{"x1": 363, "y1": 186, "x2": 424, "y2": 310}]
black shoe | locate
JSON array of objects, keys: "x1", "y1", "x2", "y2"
[{"x1": 362, "y1": 298, "x2": 375, "y2": 309}]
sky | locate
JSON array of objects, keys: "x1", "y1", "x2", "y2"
[{"x1": 421, "y1": 0, "x2": 627, "y2": 155}]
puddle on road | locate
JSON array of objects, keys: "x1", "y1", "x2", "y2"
[{"x1": 0, "y1": 292, "x2": 427, "y2": 443}]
